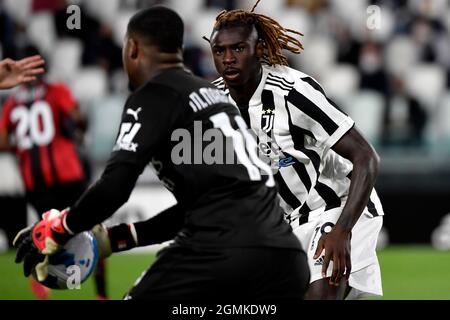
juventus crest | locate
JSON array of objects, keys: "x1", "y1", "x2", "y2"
[{"x1": 261, "y1": 109, "x2": 275, "y2": 133}]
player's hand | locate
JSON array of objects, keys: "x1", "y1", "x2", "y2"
[
  {"x1": 0, "y1": 55, "x2": 45, "y2": 89},
  {"x1": 13, "y1": 209, "x2": 73, "y2": 280},
  {"x1": 13, "y1": 224, "x2": 48, "y2": 280},
  {"x1": 313, "y1": 225, "x2": 352, "y2": 286}
]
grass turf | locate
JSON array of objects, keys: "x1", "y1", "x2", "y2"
[{"x1": 0, "y1": 245, "x2": 449, "y2": 300}]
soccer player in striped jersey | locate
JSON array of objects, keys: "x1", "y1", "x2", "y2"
[{"x1": 208, "y1": 0, "x2": 384, "y2": 300}]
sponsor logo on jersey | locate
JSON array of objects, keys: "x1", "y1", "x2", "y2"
[
  {"x1": 278, "y1": 156, "x2": 296, "y2": 168},
  {"x1": 310, "y1": 226, "x2": 321, "y2": 251},
  {"x1": 114, "y1": 122, "x2": 141, "y2": 152},
  {"x1": 126, "y1": 107, "x2": 142, "y2": 121},
  {"x1": 314, "y1": 255, "x2": 325, "y2": 266}
]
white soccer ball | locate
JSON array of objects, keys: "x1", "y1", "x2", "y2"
[{"x1": 33, "y1": 231, "x2": 99, "y2": 289}]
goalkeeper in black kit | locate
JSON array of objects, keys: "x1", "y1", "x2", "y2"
[{"x1": 14, "y1": 6, "x2": 310, "y2": 301}]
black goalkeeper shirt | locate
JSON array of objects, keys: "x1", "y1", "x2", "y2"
[{"x1": 66, "y1": 68, "x2": 300, "y2": 250}]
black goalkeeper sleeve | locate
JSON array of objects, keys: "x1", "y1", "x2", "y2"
[
  {"x1": 65, "y1": 161, "x2": 141, "y2": 234},
  {"x1": 132, "y1": 203, "x2": 184, "y2": 246},
  {"x1": 106, "y1": 203, "x2": 184, "y2": 253}
]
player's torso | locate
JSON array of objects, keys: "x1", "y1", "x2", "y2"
[
  {"x1": 145, "y1": 69, "x2": 301, "y2": 249},
  {"x1": 6, "y1": 84, "x2": 83, "y2": 190},
  {"x1": 216, "y1": 66, "x2": 354, "y2": 218}
]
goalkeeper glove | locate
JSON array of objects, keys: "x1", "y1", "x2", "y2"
[
  {"x1": 14, "y1": 209, "x2": 74, "y2": 281},
  {"x1": 91, "y1": 224, "x2": 112, "y2": 259}
]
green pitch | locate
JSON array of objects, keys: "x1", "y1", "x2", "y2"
[{"x1": 0, "y1": 246, "x2": 449, "y2": 300}]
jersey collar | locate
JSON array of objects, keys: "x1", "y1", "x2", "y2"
[{"x1": 227, "y1": 65, "x2": 269, "y2": 108}]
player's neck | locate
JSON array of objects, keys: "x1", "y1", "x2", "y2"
[
  {"x1": 147, "y1": 62, "x2": 184, "y2": 80},
  {"x1": 228, "y1": 66, "x2": 262, "y2": 107},
  {"x1": 136, "y1": 50, "x2": 184, "y2": 86}
]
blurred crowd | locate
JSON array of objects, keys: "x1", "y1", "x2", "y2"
[{"x1": 1, "y1": 0, "x2": 450, "y2": 152}]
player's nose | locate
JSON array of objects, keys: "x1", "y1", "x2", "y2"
[{"x1": 223, "y1": 49, "x2": 236, "y2": 65}]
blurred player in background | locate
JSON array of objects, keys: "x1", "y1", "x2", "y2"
[
  {"x1": 0, "y1": 55, "x2": 45, "y2": 250},
  {"x1": 208, "y1": 0, "x2": 384, "y2": 300},
  {"x1": 0, "y1": 46, "x2": 108, "y2": 300},
  {"x1": 13, "y1": 6, "x2": 310, "y2": 302}
]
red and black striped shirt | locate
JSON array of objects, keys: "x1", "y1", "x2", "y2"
[{"x1": 0, "y1": 81, "x2": 85, "y2": 191}]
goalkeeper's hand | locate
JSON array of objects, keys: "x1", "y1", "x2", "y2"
[{"x1": 13, "y1": 209, "x2": 74, "y2": 281}]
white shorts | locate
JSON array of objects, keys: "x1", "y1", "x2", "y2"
[{"x1": 292, "y1": 206, "x2": 383, "y2": 299}]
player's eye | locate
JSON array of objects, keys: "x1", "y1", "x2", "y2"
[
  {"x1": 234, "y1": 46, "x2": 245, "y2": 53},
  {"x1": 214, "y1": 48, "x2": 224, "y2": 55}
]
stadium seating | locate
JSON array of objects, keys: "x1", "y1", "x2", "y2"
[
  {"x1": 320, "y1": 64, "x2": 360, "y2": 103},
  {"x1": 85, "y1": 95, "x2": 127, "y2": 161},
  {"x1": 426, "y1": 92, "x2": 450, "y2": 152},
  {"x1": 342, "y1": 90, "x2": 384, "y2": 145},
  {"x1": 69, "y1": 67, "x2": 108, "y2": 102},
  {"x1": 111, "y1": 10, "x2": 136, "y2": 47},
  {"x1": 83, "y1": 0, "x2": 120, "y2": 25},
  {"x1": 446, "y1": 8, "x2": 450, "y2": 35},
  {"x1": 385, "y1": 36, "x2": 419, "y2": 77},
  {"x1": 404, "y1": 64, "x2": 446, "y2": 113},
  {"x1": 3, "y1": 0, "x2": 32, "y2": 25},
  {"x1": 48, "y1": 39, "x2": 83, "y2": 83},
  {"x1": 27, "y1": 12, "x2": 57, "y2": 57},
  {"x1": 271, "y1": 7, "x2": 312, "y2": 43},
  {"x1": 330, "y1": 0, "x2": 368, "y2": 29},
  {"x1": 364, "y1": 5, "x2": 395, "y2": 43},
  {"x1": 408, "y1": 0, "x2": 448, "y2": 19},
  {"x1": 188, "y1": 8, "x2": 221, "y2": 49},
  {"x1": 165, "y1": 0, "x2": 204, "y2": 25},
  {"x1": 238, "y1": 0, "x2": 285, "y2": 13},
  {"x1": 0, "y1": 0, "x2": 449, "y2": 165},
  {"x1": 295, "y1": 36, "x2": 337, "y2": 80}
]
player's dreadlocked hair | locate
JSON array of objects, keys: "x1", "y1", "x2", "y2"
[{"x1": 211, "y1": 0, "x2": 304, "y2": 66}]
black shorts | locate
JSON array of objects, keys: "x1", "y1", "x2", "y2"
[
  {"x1": 125, "y1": 244, "x2": 310, "y2": 302},
  {"x1": 26, "y1": 180, "x2": 88, "y2": 214}
]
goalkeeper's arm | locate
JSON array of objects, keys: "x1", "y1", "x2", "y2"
[
  {"x1": 65, "y1": 160, "x2": 141, "y2": 234},
  {"x1": 98, "y1": 203, "x2": 184, "y2": 256}
]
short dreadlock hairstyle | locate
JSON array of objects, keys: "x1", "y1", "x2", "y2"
[
  {"x1": 211, "y1": 0, "x2": 304, "y2": 66},
  {"x1": 128, "y1": 6, "x2": 184, "y2": 53}
]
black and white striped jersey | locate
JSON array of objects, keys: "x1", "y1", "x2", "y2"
[{"x1": 213, "y1": 64, "x2": 384, "y2": 225}]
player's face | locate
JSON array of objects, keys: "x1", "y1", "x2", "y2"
[{"x1": 210, "y1": 26, "x2": 262, "y2": 89}]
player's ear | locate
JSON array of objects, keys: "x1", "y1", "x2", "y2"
[
  {"x1": 123, "y1": 36, "x2": 138, "y2": 63},
  {"x1": 128, "y1": 38, "x2": 139, "y2": 60}
]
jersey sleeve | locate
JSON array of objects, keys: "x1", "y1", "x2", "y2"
[
  {"x1": 0, "y1": 97, "x2": 15, "y2": 133},
  {"x1": 53, "y1": 83, "x2": 77, "y2": 114},
  {"x1": 109, "y1": 84, "x2": 183, "y2": 171},
  {"x1": 133, "y1": 203, "x2": 184, "y2": 246},
  {"x1": 286, "y1": 77, "x2": 354, "y2": 151}
]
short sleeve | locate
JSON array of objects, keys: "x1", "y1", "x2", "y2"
[
  {"x1": 109, "y1": 84, "x2": 183, "y2": 170},
  {"x1": 286, "y1": 77, "x2": 354, "y2": 151},
  {"x1": 53, "y1": 83, "x2": 77, "y2": 114},
  {"x1": 0, "y1": 97, "x2": 15, "y2": 133}
]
